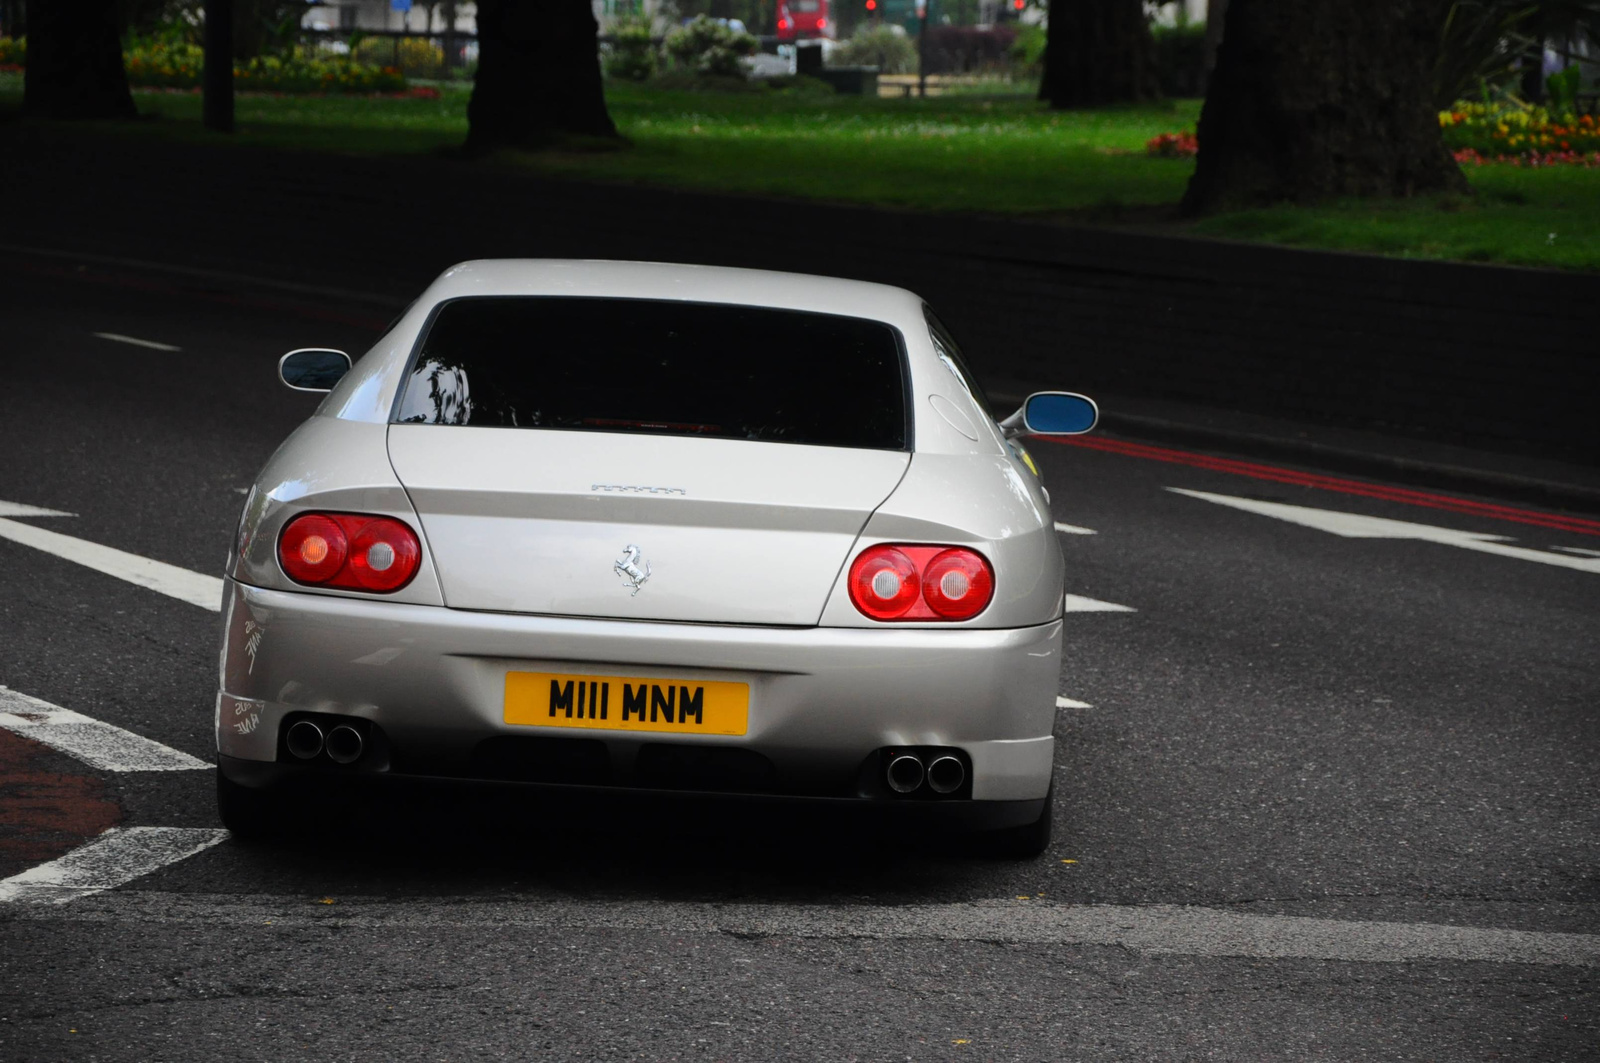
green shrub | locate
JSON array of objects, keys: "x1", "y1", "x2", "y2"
[
  {"x1": 605, "y1": 18, "x2": 658, "y2": 81},
  {"x1": 0, "y1": 35, "x2": 24, "y2": 67},
  {"x1": 354, "y1": 36, "x2": 444, "y2": 78},
  {"x1": 1010, "y1": 24, "x2": 1045, "y2": 77},
  {"x1": 664, "y1": 16, "x2": 757, "y2": 78},
  {"x1": 829, "y1": 25, "x2": 918, "y2": 75}
]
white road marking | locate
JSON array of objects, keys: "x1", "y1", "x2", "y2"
[
  {"x1": 0, "y1": 828, "x2": 228, "y2": 905},
  {"x1": 0, "y1": 500, "x2": 75, "y2": 518},
  {"x1": 91, "y1": 331, "x2": 182, "y2": 352},
  {"x1": 1556, "y1": 546, "x2": 1600, "y2": 558},
  {"x1": 32, "y1": 893, "x2": 1600, "y2": 968},
  {"x1": 1064, "y1": 593, "x2": 1136, "y2": 613},
  {"x1": 0, "y1": 514, "x2": 222, "y2": 610},
  {"x1": 1056, "y1": 696, "x2": 1093, "y2": 709},
  {"x1": 1169, "y1": 488, "x2": 1600, "y2": 575},
  {"x1": 1053, "y1": 522, "x2": 1097, "y2": 535},
  {"x1": 0, "y1": 686, "x2": 211, "y2": 772}
]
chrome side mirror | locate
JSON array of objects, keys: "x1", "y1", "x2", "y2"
[
  {"x1": 999, "y1": 391, "x2": 1099, "y2": 438},
  {"x1": 279, "y1": 348, "x2": 352, "y2": 392}
]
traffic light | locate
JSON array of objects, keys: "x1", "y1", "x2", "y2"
[
  {"x1": 865, "y1": 0, "x2": 876, "y2": 10},
  {"x1": 1012, "y1": 0, "x2": 1024, "y2": 8}
]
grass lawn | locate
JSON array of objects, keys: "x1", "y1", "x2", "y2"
[{"x1": 5, "y1": 72, "x2": 1598, "y2": 270}]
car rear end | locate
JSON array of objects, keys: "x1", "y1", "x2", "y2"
[{"x1": 217, "y1": 262, "x2": 1062, "y2": 841}]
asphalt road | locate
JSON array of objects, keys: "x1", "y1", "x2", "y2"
[{"x1": 0, "y1": 256, "x2": 1597, "y2": 1061}]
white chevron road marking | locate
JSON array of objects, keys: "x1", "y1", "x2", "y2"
[
  {"x1": 1169, "y1": 488, "x2": 1600, "y2": 575},
  {"x1": 0, "y1": 502, "x2": 222, "y2": 610},
  {"x1": 0, "y1": 828, "x2": 228, "y2": 905},
  {"x1": 0, "y1": 686, "x2": 211, "y2": 772}
]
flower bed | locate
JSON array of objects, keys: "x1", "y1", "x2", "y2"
[
  {"x1": 1146, "y1": 131, "x2": 1197, "y2": 158},
  {"x1": 1440, "y1": 102, "x2": 1600, "y2": 165}
]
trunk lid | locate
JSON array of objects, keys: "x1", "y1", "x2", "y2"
[{"x1": 387, "y1": 425, "x2": 909, "y2": 625}]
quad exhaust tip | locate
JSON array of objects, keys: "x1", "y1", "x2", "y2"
[
  {"x1": 886, "y1": 753, "x2": 925, "y2": 794},
  {"x1": 325, "y1": 724, "x2": 365, "y2": 765},
  {"x1": 926, "y1": 754, "x2": 965, "y2": 794},
  {"x1": 286, "y1": 720, "x2": 324, "y2": 760}
]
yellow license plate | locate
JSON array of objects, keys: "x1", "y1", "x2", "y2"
[{"x1": 504, "y1": 671, "x2": 749, "y2": 736}]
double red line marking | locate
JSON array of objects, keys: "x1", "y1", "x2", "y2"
[{"x1": 1039, "y1": 434, "x2": 1600, "y2": 538}]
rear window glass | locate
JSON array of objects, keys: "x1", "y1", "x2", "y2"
[{"x1": 395, "y1": 297, "x2": 908, "y2": 451}]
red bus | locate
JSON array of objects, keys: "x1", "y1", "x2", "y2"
[{"x1": 776, "y1": 0, "x2": 832, "y2": 40}]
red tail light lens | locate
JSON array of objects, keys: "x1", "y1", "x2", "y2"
[
  {"x1": 849, "y1": 545, "x2": 921, "y2": 620},
  {"x1": 278, "y1": 514, "x2": 348, "y2": 585},
  {"x1": 278, "y1": 513, "x2": 421, "y2": 593},
  {"x1": 922, "y1": 548, "x2": 995, "y2": 620},
  {"x1": 847, "y1": 544, "x2": 994, "y2": 621}
]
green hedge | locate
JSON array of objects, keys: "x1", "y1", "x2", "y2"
[
  {"x1": 0, "y1": 39, "x2": 406, "y2": 94},
  {"x1": 127, "y1": 43, "x2": 406, "y2": 93}
]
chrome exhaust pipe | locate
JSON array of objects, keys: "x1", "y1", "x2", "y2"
[
  {"x1": 325, "y1": 724, "x2": 364, "y2": 765},
  {"x1": 886, "y1": 753, "x2": 925, "y2": 794},
  {"x1": 926, "y1": 755, "x2": 965, "y2": 795},
  {"x1": 285, "y1": 720, "x2": 324, "y2": 760}
]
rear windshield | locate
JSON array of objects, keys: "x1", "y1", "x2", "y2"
[{"x1": 395, "y1": 297, "x2": 908, "y2": 450}]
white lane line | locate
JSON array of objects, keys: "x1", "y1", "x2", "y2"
[
  {"x1": 91, "y1": 331, "x2": 182, "y2": 352},
  {"x1": 0, "y1": 515, "x2": 222, "y2": 610},
  {"x1": 1169, "y1": 488, "x2": 1600, "y2": 575},
  {"x1": 1056, "y1": 696, "x2": 1093, "y2": 709},
  {"x1": 0, "y1": 828, "x2": 228, "y2": 905},
  {"x1": 39, "y1": 893, "x2": 1600, "y2": 968},
  {"x1": 0, "y1": 501, "x2": 75, "y2": 518},
  {"x1": 0, "y1": 686, "x2": 211, "y2": 772},
  {"x1": 1053, "y1": 522, "x2": 1097, "y2": 535},
  {"x1": 1064, "y1": 593, "x2": 1135, "y2": 613},
  {"x1": 1557, "y1": 546, "x2": 1600, "y2": 558}
]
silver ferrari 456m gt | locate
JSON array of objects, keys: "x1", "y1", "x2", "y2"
[{"x1": 218, "y1": 260, "x2": 1097, "y2": 856}]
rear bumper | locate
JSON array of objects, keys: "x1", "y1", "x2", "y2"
[
  {"x1": 217, "y1": 579, "x2": 1061, "y2": 801},
  {"x1": 217, "y1": 755, "x2": 1051, "y2": 832}
]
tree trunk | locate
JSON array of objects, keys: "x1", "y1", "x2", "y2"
[
  {"x1": 1203, "y1": 0, "x2": 1229, "y2": 78},
  {"x1": 204, "y1": 0, "x2": 235, "y2": 133},
  {"x1": 22, "y1": 0, "x2": 137, "y2": 119},
  {"x1": 464, "y1": 0, "x2": 620, "y2": 153},
  {"x1": 1038, "y1": 0, "x2": 1158, "y2": 108},
  {"x1": 1182, "y1": 0, "x2": 1468, "y2": 215}
]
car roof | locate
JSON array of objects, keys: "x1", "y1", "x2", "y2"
[{"x1": 421, "y1": 259, "x2": 928, "y2": 324}]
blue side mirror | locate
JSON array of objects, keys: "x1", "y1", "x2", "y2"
[
  {"x1": 1001, "y1": 391, "x2": 1098, "y2": 437},
  {"x1": 279, "y1": 348, "x2": 352, "y2": 392}
]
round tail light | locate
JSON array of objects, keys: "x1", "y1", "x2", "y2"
[
  {"x1": 846, "y1": 543, "x2": 995, "y2": 622},
  {"x1": 848, "y1": 545, "x2": 921, "y2": 620},
  {"x1": 347, "y1": 518, "x2": 422, "y2": 591},
  {"x1": 922, "y1": 549, "x2": 995, "y2": 620},
  {"x1": 278, "y1": 514, "x2": 348, "y2": 585},
  {"x1": 278, "y1": 513, "x2": 422, "y2": 593}
]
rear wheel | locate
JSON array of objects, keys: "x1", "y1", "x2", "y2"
[
  {"x1": 216, "y1": 769, "x2": 278, "y2": 840},
  {"x1": 975, "y1": 782, "x2": 1053, "y2": 859}
]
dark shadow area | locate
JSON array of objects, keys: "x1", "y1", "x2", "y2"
[{"x1": 188, "y1": 777, "x2": 1036, "y2": 905}]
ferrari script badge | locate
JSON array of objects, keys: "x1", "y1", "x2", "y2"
[{"x1": 614, "y1": 544, "x2": 652, "y2": 596}]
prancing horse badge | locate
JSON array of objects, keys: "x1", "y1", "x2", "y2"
[{"x1": 613, "y1": 544, "x2": 651, "y2": 595}]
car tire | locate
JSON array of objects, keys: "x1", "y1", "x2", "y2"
[
  {"x1": 216, "y1": 769, "x2": 277, "y2": 840},
  {"x1": 976, "y1": 781, "x2": 1053, "y2": 859}
]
